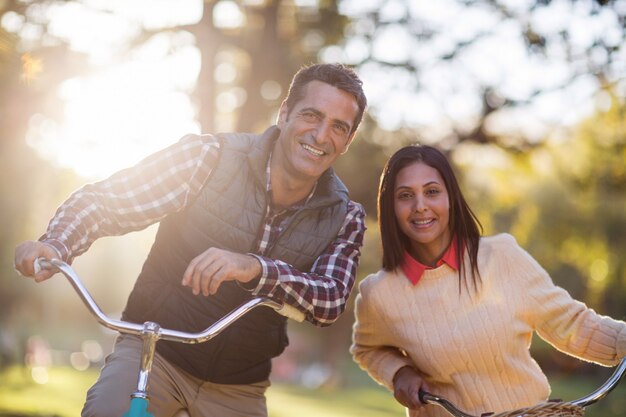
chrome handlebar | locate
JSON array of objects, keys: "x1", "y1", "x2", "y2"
[
  {"x1": 570, "y1": 357, "x2": 626, "y2": 407},
  {"x1": 418, "y1": 358, "x2": 626, "y2": 417},
  {"x1": 35, "y1": 258, "x2": 305, "y2": 344},
  {"x1": 34, "y1": 257, "x2": 306, "y2": 399}
]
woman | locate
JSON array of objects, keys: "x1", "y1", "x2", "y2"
[{"x1": 350, "y1": 144, "x2": 626, "y2": 416}]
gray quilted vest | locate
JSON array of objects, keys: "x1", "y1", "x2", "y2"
[{"x1": 122, "y1": 126, "x2": 349, "y2": 383}]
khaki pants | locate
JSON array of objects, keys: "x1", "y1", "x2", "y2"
[{"x1": 82, "y1": 335, "x2": 270, "y2": 417}]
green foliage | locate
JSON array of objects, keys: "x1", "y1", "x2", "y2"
[{"x1": 454, "y1": 95, "x2": 626, "y2": 318}]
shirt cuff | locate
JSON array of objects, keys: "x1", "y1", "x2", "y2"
[
  {"x1": 235, "y1": 254, "x2": 268, "y2": 293},
  {"x1": 381, "y1": 357, "x2": 416, "y2": 392},
  {"x1": 243, "y1": 254, "x2": 281, "y2": 298},
  {"x1": 38, "y1": 238, "x2": 69, "y2": 262}
]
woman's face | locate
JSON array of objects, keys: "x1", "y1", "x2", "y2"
[{"x1": 393, "y1": 161, "x2": 451, "y2": 264}]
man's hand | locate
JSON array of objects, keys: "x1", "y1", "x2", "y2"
[
  {"x1": 181, "y1": 248, "x2": 262, "y2": 296},
  {"x1": 14, "y1": 241, "x2": 60, "y2": 282},
  {"x1": 393, "y1": 366, "x2": 430, "y2": 410}
]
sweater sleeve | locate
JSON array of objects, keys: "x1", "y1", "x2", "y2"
[
  {"x1": 506, "y1": 237, "x2": 626, "y2": 366},
  {"x1": 350, "y1": 277, "x2": 414, "y2": 391}
]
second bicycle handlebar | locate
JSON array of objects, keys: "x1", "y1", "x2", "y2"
[
  {"x1": 418, "y1": 357, "x2": 626, "y2": 417},
  {"x1": 36, "y1": 258, "x2": 306, "y2": 344}
]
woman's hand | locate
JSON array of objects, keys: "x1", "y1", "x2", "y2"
[{"x1": 392, "y1": 366, "x2": 430, "y2": 410}]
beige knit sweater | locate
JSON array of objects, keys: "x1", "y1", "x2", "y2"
[{"x1": 351, "y1": 233, "x2": 626, "y2": 417}]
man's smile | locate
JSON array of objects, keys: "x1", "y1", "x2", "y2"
[{"x1": 301, "y1": 143, "x2": 326, "y2": 157}]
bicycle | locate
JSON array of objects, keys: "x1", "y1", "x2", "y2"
[
  {"x1": 418, "y1": 357, "x2": 626, "y2": 416},
  {"x1": 34, "y1": 258, "x2": 306, "y2": 417}
]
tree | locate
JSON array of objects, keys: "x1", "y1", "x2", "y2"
[
  {"x1": 0, "y1": 3, "x2": 92, "y2": 365},
  {"x1": 0, "y1": 3, "x2": 84, "y2": 320},
  {"x1": 449, "y1": 92, "x2": 626, "y2": 372},
  {"x1": 181, "y1": 0, "x2": 350, "y2": 133},
  {"x1": 335, "y1": 0, "x2": 626, "y2": 151},
  {"x1": 0, "y1": 0, "x2": 357, "y2": 371}
]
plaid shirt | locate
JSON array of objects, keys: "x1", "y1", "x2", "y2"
[{"x1": 41, "y1": 133, "x2": 366, "y2": 326}]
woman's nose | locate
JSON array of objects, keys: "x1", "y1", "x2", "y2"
[{"x1": 413, "y1": 196, "x2": 427, "y2": 213}]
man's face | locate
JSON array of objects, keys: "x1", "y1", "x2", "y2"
[{"x1": 274, "y1": 80, "x2": 359, "y2": 184}]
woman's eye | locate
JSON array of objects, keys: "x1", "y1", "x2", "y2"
[{"x1": 426, "y1": 188, "x2": 440, "y2": 196}]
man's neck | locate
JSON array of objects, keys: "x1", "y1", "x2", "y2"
[{"x1": 269, "y1": 168, "x2": 316, "y2": 209}]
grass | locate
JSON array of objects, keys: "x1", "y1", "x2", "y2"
[
  {"x1": 0, "y1": 365, "x2": 403, "y2": 417},
  {"x1": 0, "y1": 366, "x2": 96, "y2": 416},
  {"x1": 266, "y1": 385, "x2": 403, "y2": 417},
  {"x1": 0, "y1": 365, "x2": 623, "y2": 417}
]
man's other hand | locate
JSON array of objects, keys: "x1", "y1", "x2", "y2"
[
  {"x1": 181, "y1": 248, "x2": 262, "y2": 296},
  {"x1": 14, "y1": 241, "x2": 59, "y2": 282}
]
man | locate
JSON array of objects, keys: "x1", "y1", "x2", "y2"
[{"x1": 14, "y1": 63, "x2": 367, "y2": 417}]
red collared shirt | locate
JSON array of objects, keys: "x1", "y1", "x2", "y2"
[{"x1": 401, "y1": 239, "x2": 459, "y2": 285}]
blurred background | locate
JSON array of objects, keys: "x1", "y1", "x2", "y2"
[{"x1": 0, "y1": 0, "x2": 625, "y2": 416}]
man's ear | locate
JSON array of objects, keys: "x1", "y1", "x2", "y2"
[
  {"x1": 340, "y1": 132, "x2": 357, "y2": 155},
  {"x1": 276, "y1": 101, "x2": 289, "y2": 127}
]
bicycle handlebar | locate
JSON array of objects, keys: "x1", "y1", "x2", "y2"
[
  {"x1": 570, "y1": 357, "x2": 626, "y2": 407},
  {"x1": 417, "y1": 357, "x2": 626, "y2": 417},
  {"x1": 35, "y1": 258, "x2": 305, "y2": 344}
]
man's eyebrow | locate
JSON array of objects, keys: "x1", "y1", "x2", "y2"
[
  {"x1": 333, "y1": 118, "x2": 352, "y2": 132},
  {"x1": 298, "y1": 107, "x2": 323, "y2": 117},
  {"x1": 299, "y1": 107, "x2": 352, "y2": 131}
]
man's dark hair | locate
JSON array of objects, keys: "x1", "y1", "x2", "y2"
[
  {"x1": 378, "y1": 144, "x2": 483, "y2": 292},
  {"x1": 284, "y1": 63, "x2": 367, "y2": 134}
]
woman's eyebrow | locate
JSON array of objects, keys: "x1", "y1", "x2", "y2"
[{"x1": 395, "y1": 180, "x2": 440, "y2": 190}]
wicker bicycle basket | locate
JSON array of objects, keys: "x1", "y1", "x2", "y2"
[{"x1": 488, "y1": 400, "x2": 584, "y2": 417}]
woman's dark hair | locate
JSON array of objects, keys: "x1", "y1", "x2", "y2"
[
  {"x1": 284, "y1": 63, "x2": 367, "y2": 134},
  {"x1": 378, "y1": 144, "x2": 483, "y2": 292}
]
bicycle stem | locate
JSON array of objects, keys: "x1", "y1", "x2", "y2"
[{"x1": 133, "y1": 322, "x2": 161, "y2": 399}]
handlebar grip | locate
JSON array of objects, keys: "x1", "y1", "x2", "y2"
[
  {"x1": 275, "y1": 303, "x2": 306, "y2": 322},
  {"x1": 33, "y1": 257, "x2": 52, "y2": 274},
  {"x1": 418, "y1": 389, "x2": 477, "y2": 417},
  {"x1": 419, "y1": 389, "x2": 427, "y2": 404}
]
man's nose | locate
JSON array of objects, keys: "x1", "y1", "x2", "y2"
[{"x1": 312, "y1": 120, "x2": 333, "y2": 144}]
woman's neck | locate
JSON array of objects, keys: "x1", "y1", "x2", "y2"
[{"x1": 409, "y1": 239, "x2": 452, "y2": 267}]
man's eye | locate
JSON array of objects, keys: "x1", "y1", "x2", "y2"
[
  {"x1": 333, "y1": 123, "x2": 349, "y2": 135},
  {"x1": 302, "y1": 112, "x2": 319, "y2": 121}
]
